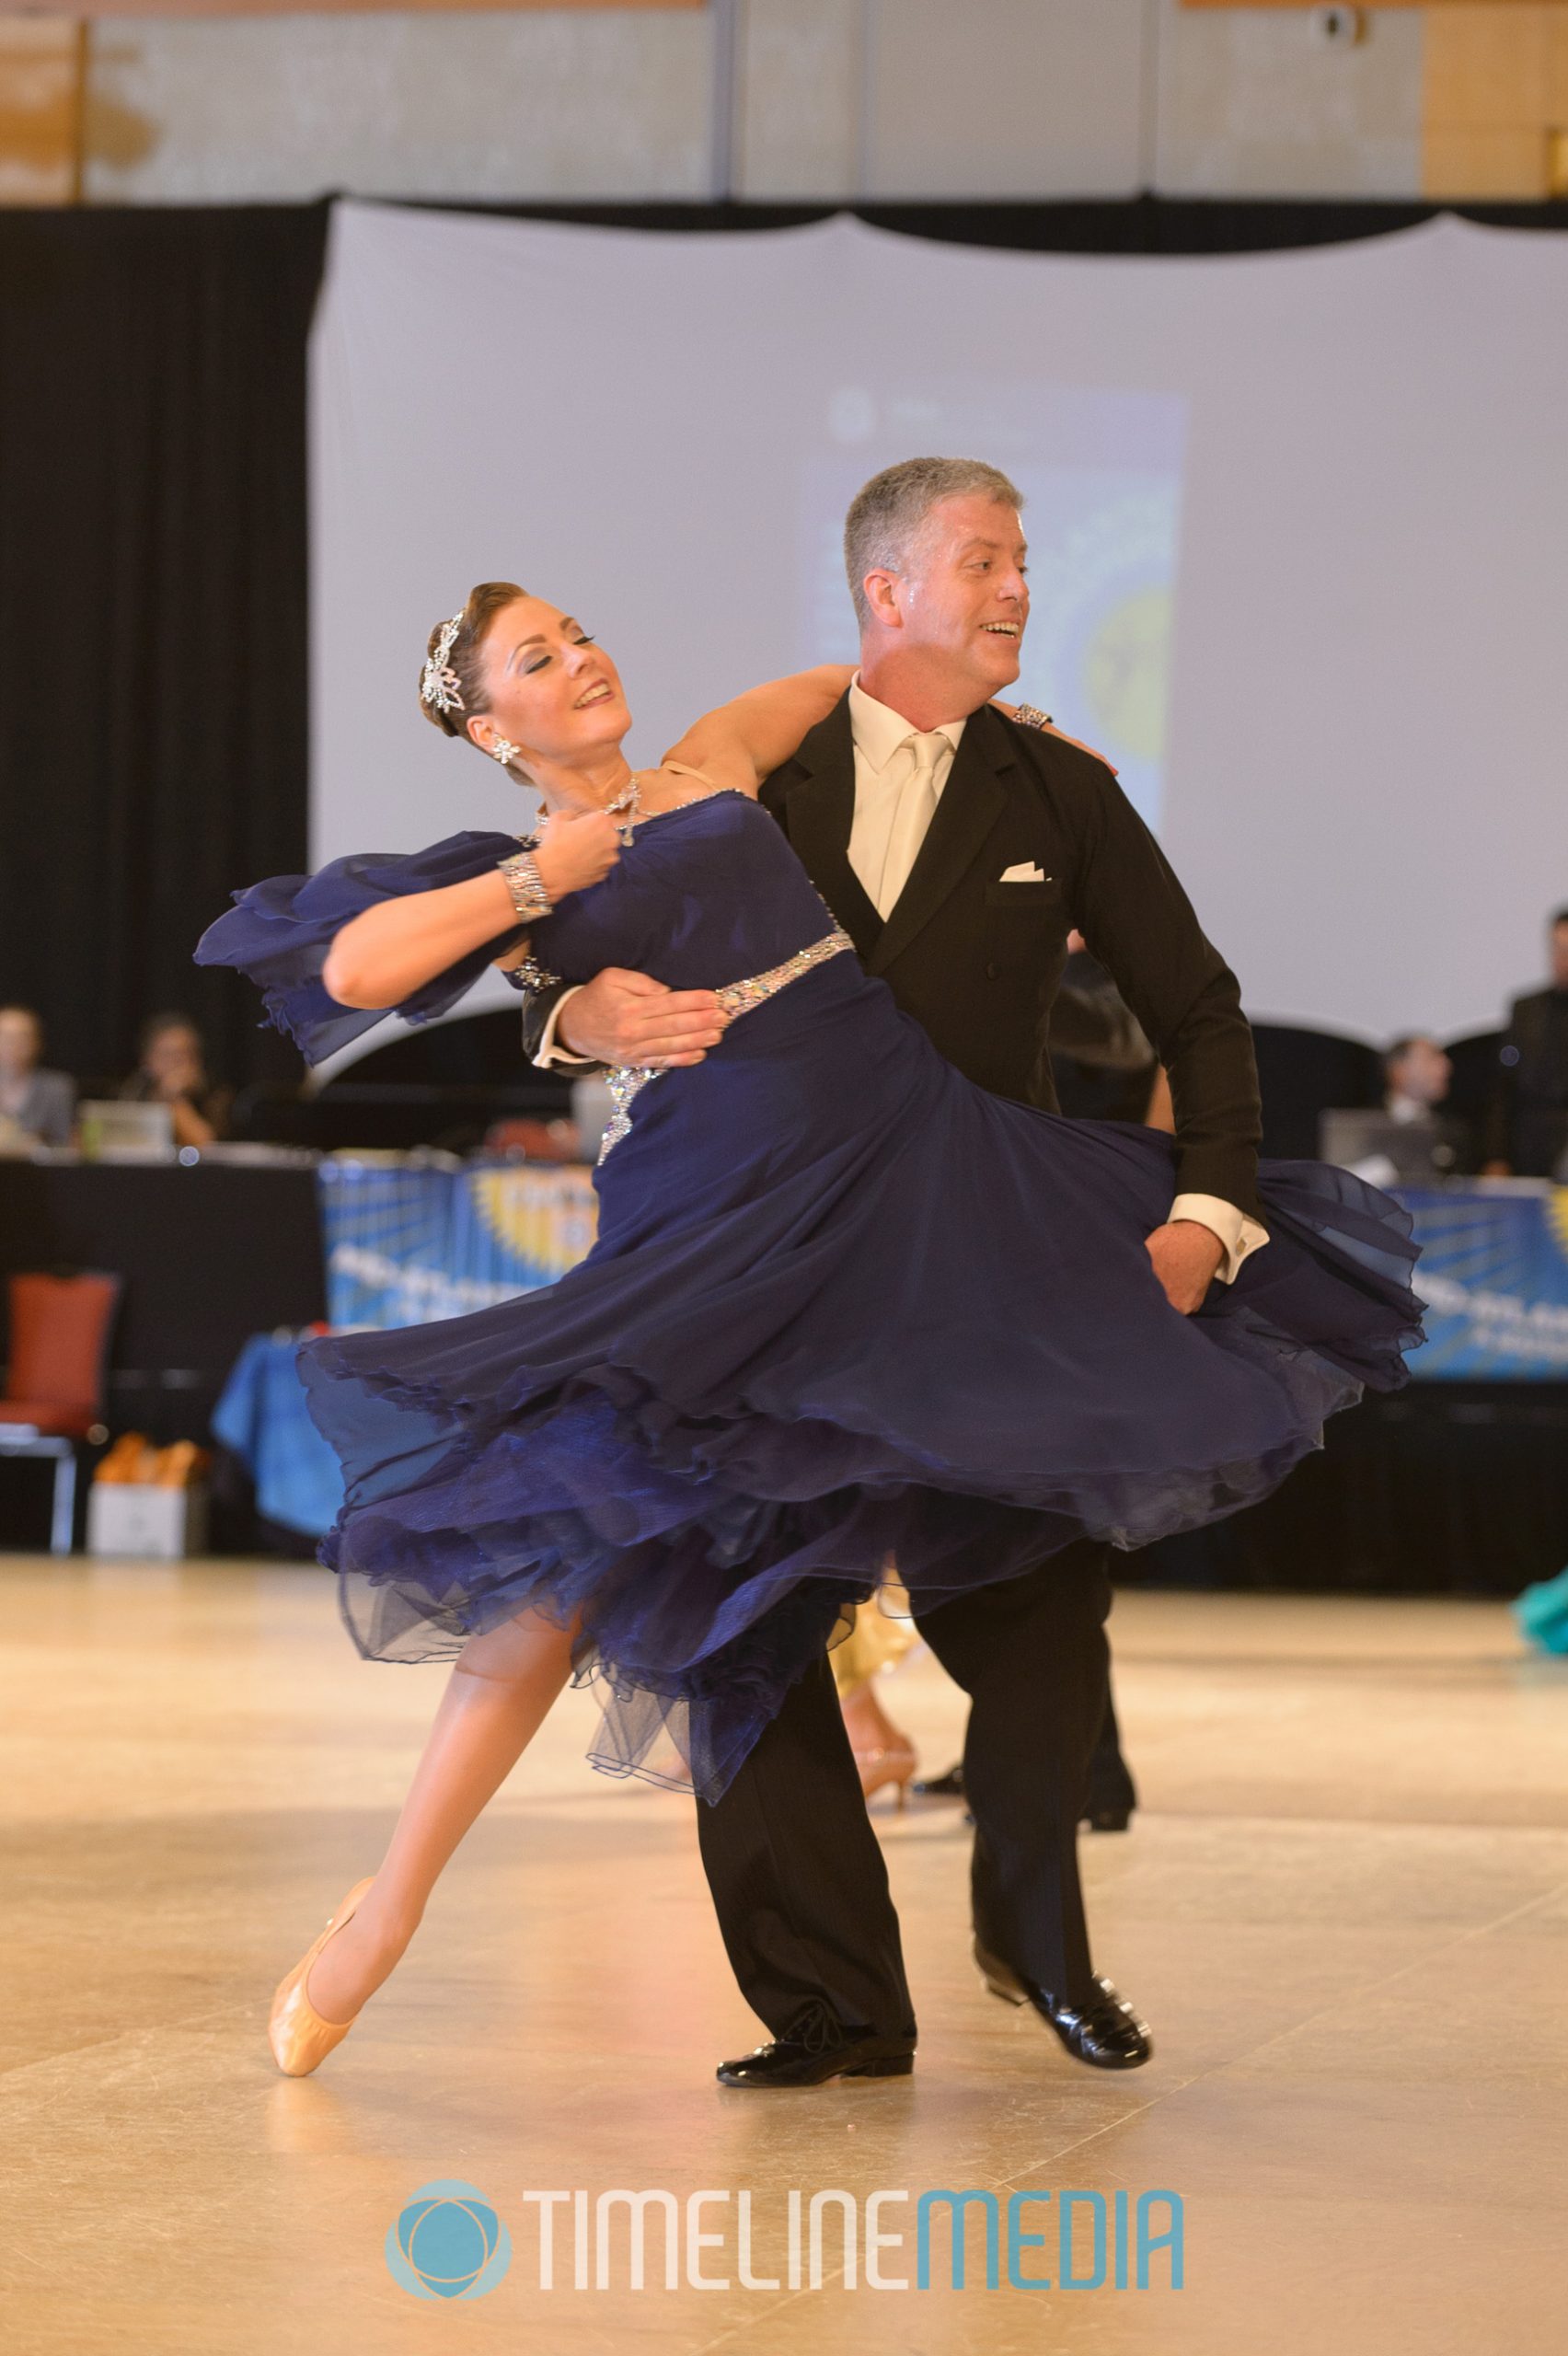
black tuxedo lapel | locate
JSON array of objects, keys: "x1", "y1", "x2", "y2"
[
  {"x1": 776, "y1": 699, "x2": 882, "y2": 959},
  {"x1": 868, "y1": 705, "x2": 1011, "y2": 976}
]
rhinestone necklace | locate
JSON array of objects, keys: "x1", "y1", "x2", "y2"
[
  {"x1": 538, "y1": 768, "x2": 642, "y2": 849},
  {"x1": 603, "y1": 768, "x2": 643, "y2": 845}
]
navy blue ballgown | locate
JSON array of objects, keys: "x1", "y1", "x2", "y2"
[{"x1": 195, "y1": 789, "x2": 1424, "y2": 1801}]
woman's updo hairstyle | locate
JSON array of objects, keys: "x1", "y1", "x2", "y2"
[{"x1": 418, "y1": 582, "x2": 530, "y2": 744}]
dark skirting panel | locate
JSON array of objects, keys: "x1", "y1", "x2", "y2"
[{"x1": 1126, "y1": 1381, "x2": 1568, "y2": 1600}]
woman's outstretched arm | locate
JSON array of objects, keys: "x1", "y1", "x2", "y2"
[
  {"x1": 661, "y1": 664, "x2": 855, "y2": 791},
  {"x1": 322, "y1": 809, "x2": 618, "y2": 1009}
]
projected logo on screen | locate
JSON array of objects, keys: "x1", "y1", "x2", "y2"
[{"x1": 802, "y1": 383, "x2": 1187, "y2": 831}]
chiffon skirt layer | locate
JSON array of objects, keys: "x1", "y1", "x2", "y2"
[{"x1": 296, "y1": 959, "x2": 1424, "y2": 1802}]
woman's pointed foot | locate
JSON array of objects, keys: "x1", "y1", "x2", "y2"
[
  {"x1": 269, "y1": 1877, "x2": 421, "y2": 2077},
  {"x1": 301, "y1": 1890, "x2": 411, "y2": 2028},
  {"x1": 269, "y1": 1877, "x2": 377, "y2": 2077}
]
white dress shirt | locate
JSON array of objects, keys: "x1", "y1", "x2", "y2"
[{"x1": 533, "y1": 672, "x2": 1266, "y2": 1282}]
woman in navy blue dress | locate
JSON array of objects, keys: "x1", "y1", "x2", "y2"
[{"x1": 196, "y1": 581, "x2": 1423, "y2": 2073}]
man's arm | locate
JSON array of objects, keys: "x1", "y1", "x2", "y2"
[{"x1": 516, "y1": 976, "x2": 596, "y2": 1069}]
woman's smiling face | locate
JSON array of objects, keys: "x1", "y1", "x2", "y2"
[{"x1": 467, "y1": 595, "x2": 630, "y2": 768}]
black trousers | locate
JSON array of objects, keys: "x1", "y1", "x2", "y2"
[
  {"x1": 695, "y1": 1539, "x2": 1113, "y2": 2040},
  {"x1": 1090, "y1": 1675, "x2": 1138, "y2": 1818}
]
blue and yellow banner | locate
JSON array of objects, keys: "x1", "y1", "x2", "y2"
[
  {"x1": 316, "y1": 1164, "x2": 1568, "y2": 1380},
  {"x1": 318, "y1": 1160, "x2": 599, "y2": 1333},
  {"x1": 1394, "y1": 1186, "x2": 1568, "y2": 1380}
]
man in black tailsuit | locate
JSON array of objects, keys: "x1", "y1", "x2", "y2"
[{"x1": 518, "y1": 458, "x2": 1268, "y2": 2085}]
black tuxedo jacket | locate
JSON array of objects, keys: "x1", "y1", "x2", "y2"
[{"x1": 523, "y1": 695, "x2": 1263, "y2": 1220}]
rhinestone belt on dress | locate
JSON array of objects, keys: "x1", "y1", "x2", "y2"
[{"x1": 599, "y1": 925, "x2": 855, "y2": 1163}]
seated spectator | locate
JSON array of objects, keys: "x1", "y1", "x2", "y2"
[
  {"x1": 0, "y1": 1004, "x2": 76, "y2": 1149},
  {"x1": 1320, "y1": 1034, "x2": 1469, "y2": 1184},
  {"x1": 1485, "y1": 907, "x2": 1568, "y2": 1178},
  {"x1": 1385, "y1": 1034, "x2": 1457, "y2": 1126},
  {"x1": 117, "y1": 1012, "x2": 232, "y2": 1149}
]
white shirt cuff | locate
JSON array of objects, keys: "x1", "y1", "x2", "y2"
[
  {"x1": 1168, "y1": 1193, "x2": 1269, "y2": 1285},
  {"x1": 532, "y1": 984, "x2": 595, "y2": 1068}
]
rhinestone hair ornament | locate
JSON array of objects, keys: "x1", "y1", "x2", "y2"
[{"x1": 421, "y1": 610, "x2": 467, "y2": 715}]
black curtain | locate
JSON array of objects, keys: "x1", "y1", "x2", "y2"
[
  {"x1": 4, "y1": 193, "x2": 1566, "y2": 1098},
  {"x1": 0, "y1": 203, "x2": 328, "y2": 1095}
]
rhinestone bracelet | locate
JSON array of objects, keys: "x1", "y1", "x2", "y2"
[
  {"x1": 1011, "y1": 702, "x2": 1054, "y2": 730},
  {"x1": 496, "y1": 846, "x2": 553, "y2": 923}
]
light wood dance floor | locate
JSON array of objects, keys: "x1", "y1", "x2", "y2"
[{"x1": 3, "y1": 1558, "x2": 1566, "y2": 2354}]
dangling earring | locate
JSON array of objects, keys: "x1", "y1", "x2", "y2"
[{"x1": 490, "y1": 735, "x2": 522, "y2": 768}]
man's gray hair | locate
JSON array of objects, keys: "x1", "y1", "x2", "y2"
[{"x1": 843, "y1": 456, "x2": 1024, "y2": 629}]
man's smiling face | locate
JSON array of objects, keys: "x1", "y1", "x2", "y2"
[{"x1": 889, "y1": 492, "x2": 1030, "y2": 704}]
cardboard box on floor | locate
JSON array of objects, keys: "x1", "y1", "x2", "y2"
[
  {"x1": 87, "y1": 1437, "x2": 210, "y2": 1559},
  {"x1": 86, "y1": 1483, "x2": 209, "y2": 1559}
]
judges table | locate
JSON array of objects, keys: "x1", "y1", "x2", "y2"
[
  {"x1": 291, "y1": 1171, "x2": 1568, "y2": 1593},
  {"x1": 3, "y1": 1158, "x2": 1564, "y2": 1588},
  {"x1": 219, "y1": 1172, "x2": 1568, "y2": 1590},
  {"x1": 306, "y1": 1170, "x2": 1568, "y2": 1373},
  {"x1": 1136, "y1": 1183, "x2": 1568, "y2": 1594}
]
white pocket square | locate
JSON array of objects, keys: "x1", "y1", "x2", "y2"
[{"x1": 997, "y1": 860, "x2": 1050, "y2": 884}]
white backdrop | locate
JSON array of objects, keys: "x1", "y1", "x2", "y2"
[{"x1": 311, "y1": 200, "x2": 1568, "y2": 1041}]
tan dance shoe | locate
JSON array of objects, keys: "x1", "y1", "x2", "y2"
[
  {"x1": 853, "y1": 1740, "x2": 917, "y2": 1809},
  {"x1": 268, "y1": 1876, "x2": 377, "y2": 2076}
]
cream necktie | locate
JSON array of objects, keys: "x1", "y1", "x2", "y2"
[{"x1": 877, "y1": 731, "x2": 946, "y2": 916}]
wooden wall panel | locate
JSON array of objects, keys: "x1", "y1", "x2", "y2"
[
  {"x1": 0, "y1": 17, "x2": 83, "y2": 205},
  {"x1": 1422, "y1": 2, "x2": 1568, "y2": 195},
  {"x1": 81, "y1": 0, "x2": 702, "y2": 16},
  {"x1": 1181, "y1": 4, "x2": 1546, "y2": 11}
]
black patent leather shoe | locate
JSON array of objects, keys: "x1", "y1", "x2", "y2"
[
  {"x1": 913, "y1": 1761, "x2": 1132, "y2": 1834},
  {"x1": 974, "y1": 1942, "x2": 1151, "y2": 2069},
  {"x1": 1084, "y1": 1760, "x2": 1137, "y2": 1833},
  {"x1": 716, "y1": 2008, "x2": 916, "y2": 2089}
]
